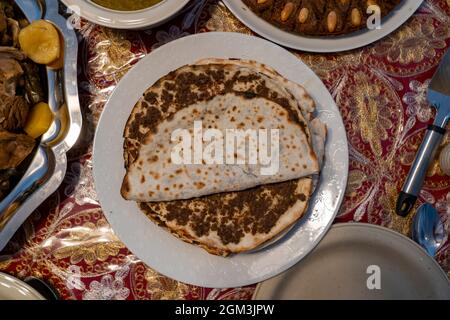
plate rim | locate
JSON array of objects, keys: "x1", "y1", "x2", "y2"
[
  {"x1": 0, "y1": 272, "x2": 45, "y2": 300},
  {"x1": 60, "y1": 0, "x2": 190, "y2": 29},
  {"x1": 253, "y1": 222, "x2": 450, "y2": 299},
  {"x1": 222, "y1": 0, "x2": 424, "y2": 53},
  {"x1": 93, "y1": 31, "x2": 349, "y2": 287}
]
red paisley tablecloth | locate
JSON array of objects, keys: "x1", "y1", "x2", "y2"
[{"x1": 0, "y1": 0, "x2": 449, "y2": 300}]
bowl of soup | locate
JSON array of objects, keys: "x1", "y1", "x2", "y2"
[
  {"x1": 61, "y1": 0, "x2": 190, "y2": 29},
  {"x1": 90, "y1": 0, "x2": 164, "y2": 11}
]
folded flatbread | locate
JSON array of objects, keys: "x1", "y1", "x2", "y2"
[
  {"x1": 122, "y1": 60, "x2": 322, "y2": 202},
  {"x1": 122, "y1": 58, "x2": 327, "y2": 256},
  {"x1": 122, "y1": 92, "x2": 318, "y2": 202}
]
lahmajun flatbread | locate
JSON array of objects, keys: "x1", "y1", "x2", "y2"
[{"x1": 122, "y1": 59, "x2": 326, "y2": 256}]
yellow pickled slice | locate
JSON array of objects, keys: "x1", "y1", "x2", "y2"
[
  {"x1": 24, "y1": 102, "x2": 54, "y2": 139},
  {"x1": 18, "y1": 20, "x2": 60, "y2": 65},
  {"x1": 47, "y1": 30, "x2": 65, "y2": 70}
]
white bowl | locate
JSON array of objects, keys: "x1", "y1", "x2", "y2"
[{"x1": 61, "y1": 0, "x2": 190, "y2": 29}]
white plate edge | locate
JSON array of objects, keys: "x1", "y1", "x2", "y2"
[
  {"x1": 252, "y1": 222, "x2": 450, "y2": 299},
  {"x1": 0, "y1": 272, "x2": 46, "y2": 300}
]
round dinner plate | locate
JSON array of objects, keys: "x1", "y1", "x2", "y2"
[
  {"x1": 61, "y1": 0, "x2": 190, "y2": 29},
  {"x1": 223, "y1": 0, "x2": 424, "y2": 52},
  {"x1": 93, "y1": 32, "x2": 349, "y2": 287},
  {"x1": 254, "y1": 223, "x2": 450, "y2": 300},
  {"x1": 0, "y1": 272, "x2": 45, "y2": 300}
]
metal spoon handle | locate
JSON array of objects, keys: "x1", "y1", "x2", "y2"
[{"x1": 396, "y1": 125, "x2": 446, "y2": 216}]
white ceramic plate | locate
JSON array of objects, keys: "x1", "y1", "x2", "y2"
[
  {"x1": 61, "y1": 0, "x2": 190, "y2": 29},
  {"x1": 223, "y1": 0, "x2": 423, "y2": 52},
  {"x1": 254, "y1": 223, "x2": 450, "y2": 300},
  {"x1": 93, "y1": 32, "x2": 348, "y2": 288},
  {"x1": 0, "y1": 273, "x2": 45, "y2": 300}
]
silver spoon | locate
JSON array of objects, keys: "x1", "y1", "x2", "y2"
[{"x1": 411, "y1": 203, "x2": 447, "y2": 257}]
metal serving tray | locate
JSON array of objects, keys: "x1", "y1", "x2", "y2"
[{"x1": 0, "y1": 0, "x2": 82, "y2": 250}]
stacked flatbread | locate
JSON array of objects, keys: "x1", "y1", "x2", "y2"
[{"x1": 122, "y1": 58, "x2": 326, "y2": 256}]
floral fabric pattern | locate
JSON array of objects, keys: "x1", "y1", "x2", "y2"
[{"x1": 0, "y1": 0, "x2": 449, "y2": 299}]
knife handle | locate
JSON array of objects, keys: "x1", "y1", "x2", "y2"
[{"x1": 396, "y1": 125, "x2": 446, "y2": 217}]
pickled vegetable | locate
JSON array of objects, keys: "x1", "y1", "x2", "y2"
[
  {"x1": 18, "y1": 20, "x2": 60, "y2": 65},
  {"x1": 24, "y1": 102, "x2": 53, "y2": 138}
]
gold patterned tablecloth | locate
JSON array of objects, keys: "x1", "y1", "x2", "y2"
[{"x1": 0, "y1": 0, "x2": 449, "y2": 299}]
